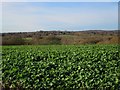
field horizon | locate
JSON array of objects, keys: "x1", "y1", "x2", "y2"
[{"x1": 1, "y1": 30, "x2": 119, "y2": 45}]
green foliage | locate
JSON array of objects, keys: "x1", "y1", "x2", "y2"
[{"x1": 2, "y1": 45, "x2": 120, "y2": 89}]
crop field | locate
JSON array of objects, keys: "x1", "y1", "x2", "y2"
[{"x1": 2, "y1": 45, "x2": 120, "y2": 89}]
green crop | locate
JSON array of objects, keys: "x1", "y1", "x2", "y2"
[{"x1": 2, "y1": 45, "x2": 120, "y2": 89}]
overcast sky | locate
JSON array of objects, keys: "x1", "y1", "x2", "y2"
[{"x1": 1, "y1": 2, "x2": 118, "y2": 33}]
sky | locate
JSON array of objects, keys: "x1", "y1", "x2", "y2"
[
  {"x1": 1, "y1": 0, "x2": 120, "y2": 2},
  {"x1": 1, "y1": 2, "x2": 118, "y2": 33}
]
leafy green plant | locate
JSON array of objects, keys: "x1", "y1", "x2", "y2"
[{"x1": 2, "y1": 45, "x2": 120, "y2": 89}]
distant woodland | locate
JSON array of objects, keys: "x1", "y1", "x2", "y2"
[{"x1": 1, "y1": 30, "x2": 119, "y2": 45}]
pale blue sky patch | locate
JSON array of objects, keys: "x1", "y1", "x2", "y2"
[
  {"x1": 2, "y1": 2, "x2": 118, "y2": 33},
  {"x1": 1, "y1": 0, "x2": 120, "y2": 2},
  {"x1": 0, "y1": 3, "x2": 2, "y2": 33}
]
